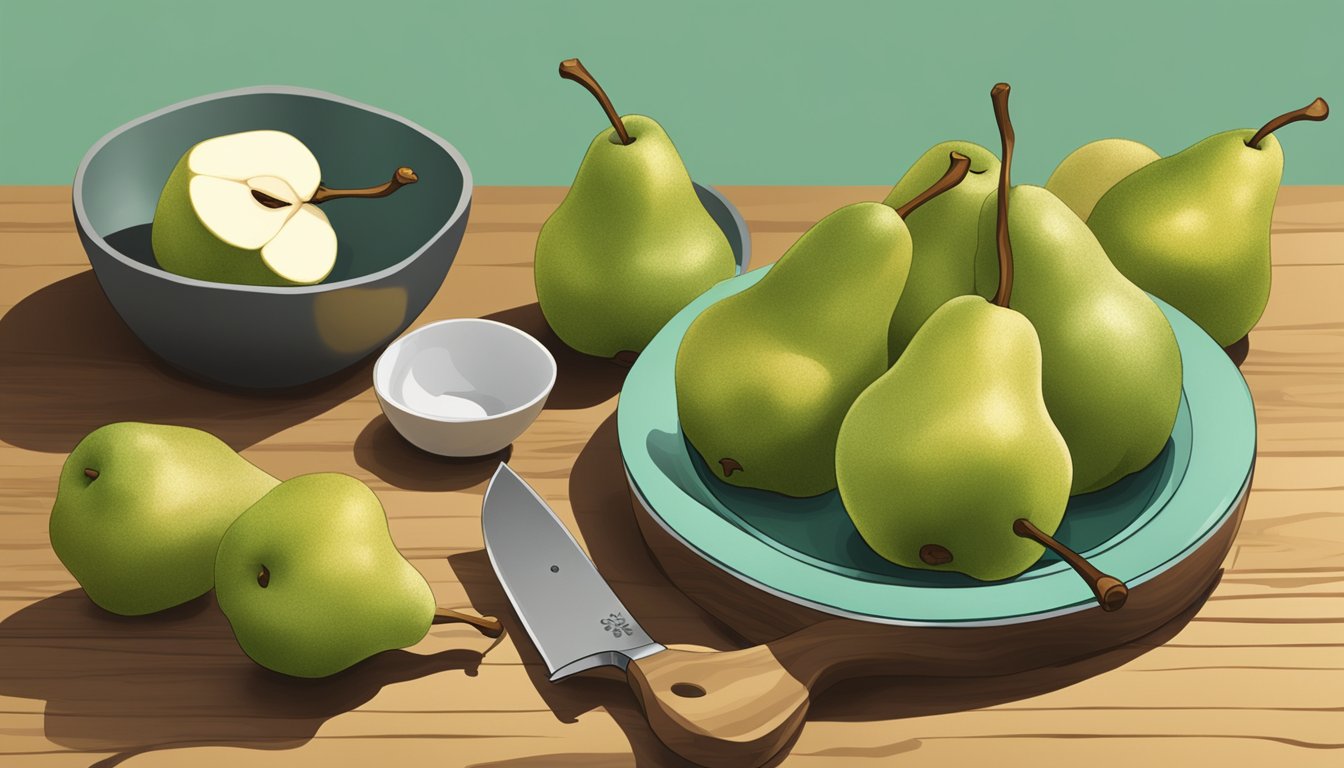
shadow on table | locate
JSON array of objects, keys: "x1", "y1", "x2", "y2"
[
  {"x1": 1225, "y1": 334, "x2": 1250, "y2": 367},
  {"x1": 453, "y1": 411, "x2": 1222, "y2": 767},
  {"x1": 0, "y1": 271, "x2": 373, "y2": 454},
  {"x1": 353, "y1": 414, "x2": 510, "y2": 491},
  {"x1": 479, "y1": 302, "x2": 627, "y2": 410},
  {"x1": 0, "y1": 590, "x2": 483, "y2": 768}
]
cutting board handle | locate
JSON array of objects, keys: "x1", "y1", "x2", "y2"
[{"x1": 626, "y1": 643, "x2": 813, "y2": 768}]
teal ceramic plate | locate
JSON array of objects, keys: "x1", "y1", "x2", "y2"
[{"x1": 617, "y1": 266, "x2": 1256, "y2": 626}]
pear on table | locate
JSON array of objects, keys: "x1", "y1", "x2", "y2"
[
  {"x1": 1045, "y1": 138, "x2": 1159, "y2": 221},
  {"x1": 1087, "y1": 97, "x2": 1330, "y2": 346},
  {"x1": 675, "y1": 153, "x2": 970, "y2": 498},
  {"x1": 534, "y1": 58, "x2": 735, "y2": 358},
  {"x1": 49, "y1": 422, "x2": 278, "y2": 616},
  {"x1": 972, "y1": 90, "x2": 1183, "y2": 496},
  {"x1": 152, "y1": 130, "x2": 418, "y2": 286},
  {"x1": 214, "y1": 473, "x2": 501, "y2": 678},
  {"x1": 838, "y1": 85, "x2": 1127, "y2": 609},
  {"x1": 884, "y1": 140, "x2": 1001, "y2": 361}
]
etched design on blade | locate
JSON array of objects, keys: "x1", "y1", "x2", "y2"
[{"x1": 602, "y1": 612, "x2": 635, "y2": 637}]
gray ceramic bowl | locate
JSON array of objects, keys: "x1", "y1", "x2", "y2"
[
  {"x1": 692, "y1": 183, "x2": 751, "y2": 275},
  {"x1": 72, "y1": 85, "x2": 472, "y2": 389}
]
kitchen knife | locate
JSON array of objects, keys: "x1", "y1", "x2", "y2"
[{"x1": 482, "y1": 463, "x2": 819, "y2": 768}]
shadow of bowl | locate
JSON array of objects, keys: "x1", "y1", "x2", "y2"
[
  {"x1": 0, "y1": 270, "x2": 372, "y2": 453},
  {"x1": 353, "y1": 414, "x2": 510, "y2": 491}
]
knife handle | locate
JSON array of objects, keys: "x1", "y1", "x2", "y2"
[{"x1": 626, "y1": 644, "x2": 810, "y2": 768}]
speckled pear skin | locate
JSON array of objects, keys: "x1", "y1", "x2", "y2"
[
  {"x1": 49, "y1": 422, "x2": 279, "y2": 616},
  {"x1": 214, "y1": 473, "x2": 435, "y2": 678},
  {"x1": 535, "y1": 115, "x2": 735, "y2": 357},
  {"x1": 1045, "y1": 138, "x2": 1159, "y2": 222},
  {"x1": 884, "y1": 141, "x2": 1001, "y2": 361},
  {"x1": 1087, "y1": 130, "x2": 1281, "y2": 346},
  {"x1": 837, "y1": 296, "x2": 1072, "y2": 581},
  {"x1": 675, "y1": 202, "x2": 912, "y2": 498},
  {"x1": 973, "y1": 186, "x2": 1183, "y2": 495},
  {"x1": 151, "y1": 153, "x2": 293, "y2": 287}
]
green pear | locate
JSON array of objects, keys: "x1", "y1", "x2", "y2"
[
  {"x1": 837, "y1": 295, "x2": 1072, "y2": 581},
  {"x1": 676, "y1": 155, "x2": 970, "y2": 497},
  {"x1": 884, "y1": 140, "x2": 1001, "y2": 361},
  {"x1": 1045, "y1": 138, "x2": 1159, "y2": 221},
  {"x1": 973, "y1": 95, "x2": 1182, "y2": 496},
  {"x1": 535, "y1": 59, "x2": 734, "y2": 357},
  {"x1": 214, "y1": 473, "x2": 435, "y2": 678},
  {"x1": 153, "y1": 130, "x2": 417, "y2": 286},
  {"x1": 49, "y1": 422, "x2": 278, "y2": 616},
  {"x1": 1087, "y1": 98, "x2": 1329, "y2": 346}
]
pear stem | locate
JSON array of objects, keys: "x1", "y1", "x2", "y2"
[
  {"x1": 82, "y1": 468, "x2": 99, "y2": 480},
  {"x1": 990, "y1": 83, "x2": 1015, "y2": 309},
  {"x1": 559, "y1": 58, "x2": 633, "y2": 146},
  {"x1": 309, "y1": 167, "x2": 418, "y2": 204},
  {"x1": 1246, "y1": 97, "x2": 1329, "y2": 150},
  {"x1": 893, "y1": 152, "x2": 971, "y2": 219},
  {"x1": 1013, "y1": 518, "x2": 1129, "y2": 611},
  {"x1": 434, "y1": 607, "x2": 505, "y2": 639}
]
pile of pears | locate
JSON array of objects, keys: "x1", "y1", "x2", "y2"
[
  {"x1": 675, "y1": 82, "x2": 1326, "y2": 596},
  {"x1": 48, "y1": 422, "x2": 498, "y2": 678}
]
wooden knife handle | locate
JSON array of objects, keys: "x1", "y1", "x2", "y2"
[{"x1": 626, "y1": 644, "x2": 810, "y2": 768}]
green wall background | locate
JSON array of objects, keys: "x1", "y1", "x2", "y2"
[{"x1": 1, "y1": 0, "x2": 1339, "y2": 186}]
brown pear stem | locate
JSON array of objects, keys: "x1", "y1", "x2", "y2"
[
  {"x1": 83, "y1": 468, "x2": 99, "y2": 480},
  {"x1": 310, "y1": 167, "x2": 418, "y2": 204},
  {"x1": 893, "y1": 152, "x2": 971, "y2": 219},
  {"x1": 434, "y1": 607, "x2": 504, "y2": 638},
  {"x1": 1013, "y1": 518, "x2": 1128, "y2": 611},
  {"x1": 559, "y1": 58, "x2": 633, "y2": 146},
  {"x1": 1246, "y1": 97, "x2": 1329, "y2": 150},
  {"x1": 990, "y1": 83, "x2": 1015, "y2": 309}
]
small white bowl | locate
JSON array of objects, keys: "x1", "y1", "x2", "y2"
[{"x1": 373, "y1": 318, "x2": 557, "y2": 457}]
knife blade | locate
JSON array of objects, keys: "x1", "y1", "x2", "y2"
[
  {"x1": 482, "y1": 462, "x2": 664, "y2": 680},
  {"x1": 481, "y1": 462, "x2": 818, "y2": 768}
]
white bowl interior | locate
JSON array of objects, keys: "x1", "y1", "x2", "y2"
[{"x1": 378, "y1": 319, "x2": 555, "y2": 420}]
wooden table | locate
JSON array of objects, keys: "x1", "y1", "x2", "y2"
[{"x1": 1, "y1": 186, "x2": 1340, "y2": 767}]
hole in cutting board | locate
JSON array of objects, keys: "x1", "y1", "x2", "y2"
[{"x1": 671, "y1": 683, "x2": 706, "y2": 698}]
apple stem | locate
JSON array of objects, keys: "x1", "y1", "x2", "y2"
[
  {"x1": 83, "y1": 468, "x2": 99, "y2": 480},
  {"x1": 310, "y1": 167, "x2": 418, "y2": 204},
  {"x1": 990, "y1": 83, "x2": 1015, "y2": 309},
  {"x1": 893, "y1": 152, "x2": 971, "y2": 219},
  {"x1": 1013, "y1": 518, "x2": 1128, "y2": 611},
  {"x1": 1246, "y1": 97, "x2": 1329, "y2": 150},
  {"x1": 559, "y1": 58, "x2": 633, "y2": 146},
  {"x1": 434, "y1": 607, "x2": 505, "y2": 638}
]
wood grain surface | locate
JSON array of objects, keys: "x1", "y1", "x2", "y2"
[{"x1": 0, "y1": 186, "x2": 1340, "y2": 767}]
